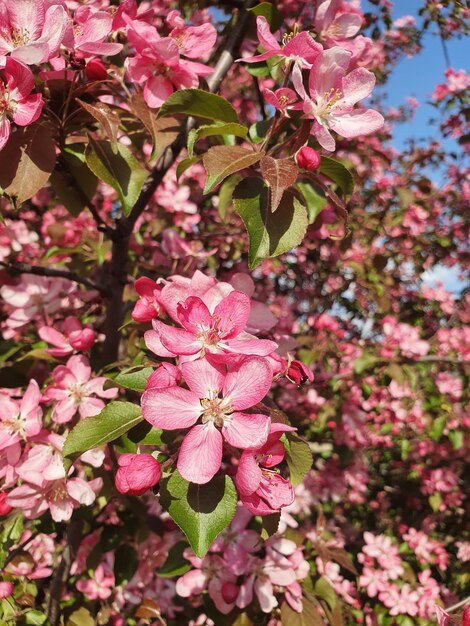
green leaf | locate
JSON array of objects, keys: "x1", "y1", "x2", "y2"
[
  {"x1": 50, "y1": 144, "x2": 98, "y2": 217},
  {"x1": 187, "y1": 122, "x2": 248, "y2": 157},
  {"x1": 114, "y1": 366, "x2": 153, "y2": 392},
  {"x1": 24, "y1": 611, "x2": 48, "y2": 626},
  {"x1": 129, "y1": 93, "x2": 180, "y2": 159},
  {"x1": 429, "y1": 415, "x2": 446, "y2": 441},
  {"x1": 353, "y1": 353, "x2": 380, "y2": 375},
  {"x1": 319, "y1": 156, "x2": 354, "y2": 199},
  {"x1": 158, "y1": 541, "x2": 191, "y2": 577},
  {"x1": 218, "y1": 175, "x2": 242, "y2": 222},
  {"x1": 233, "y1": 177, "x2": 308, "y2": 269},
  {"x1": 314, "y1": 576, "x2": 337, "y2": 610},
  {"x1": 176, "y1": 155, "x2": 202, "y2": 180},
  {"x1": 160, "y1": 471, "x2": 237, "y2": 558},
  {"x1": 67, "y1": 608, "x2": 94, "y2": 626},
  {"x1": 260, "y1": 512, "x2": 281, "y2": 540},
  {"x1": 158, "y1": 89, "x2": 238, "y2": 124},
  {"x1": 260, "y1": 156, "x2": 298, "y2": 212},
  {"x1": 448, "y1": 430, "x2": 464, "y2": 449},
  {"x1": 249, "y1": 118, "x2": 272, "y2": 143},
  {"x1": 203, "y1": 145, "x2": 263, "y2": 194},
  {"x1": 248, "y1": 2, "x2": 284, "y2": 31},
  {"x1": 62, "y1": 401, "x2": 142, "y2": 469},
  {"x1": 296, "y1": 181, "x2": 327, "y2": 224},
  {"x1": 284, "y1": 433, "x2": 313, "y2": 487},
  {"x1": 127, "y1": 420, "x2": 164, "y2": 446},
  {"x1": 429, "y1": 492, "x2": 442, "y2": 513},
  {"x1": 114, "y1": 545, "x2": 139, "y2": 585},
  {"x1": 85, "y1": 138, "x2": 147, "y2": 216},
  {"x1": 0, "y1": 122, "x2": 56, "y2": 205}
]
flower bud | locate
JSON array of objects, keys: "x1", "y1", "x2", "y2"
[
  {"x1": 0, "y1": 493, "x2": 12, "y2": 516},
  {"x1": 0, "y1": 582, "x2": 13, "y2": 599},
  {"x1": 462, "y1": 607, "x2": 470, "y2": 626},
  {"x1": 85, "y1": 59, "x2": 108, "y2": 81},
  {"x1": 115, "y1": 453, "x2": 162, "y2": 496},
  {"x1": 69, "y1": 328, "x2": 95, "y2": 351},
  {"x1": 221, "y1": 581, "x2": 239, "y2": 604},
  {"x1": 286, "y1": 360, "x2": 314, "y2": 386},
  {"x1": 296, "y1": 146, "x2": 321, "y2": 171}
]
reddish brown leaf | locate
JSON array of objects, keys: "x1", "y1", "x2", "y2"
[
  {"x1": 260, "y1": 155, "x2": 298, "y2": 212},
  {"x1": 77, "y1": 98, "x2": 120, "y2": 149},
  {"x1": 130, "y1": 93, "x2": 179, "y2": 159},
  {"x1": 203, "y1": 145, "x2": 263, "y2": 194}
]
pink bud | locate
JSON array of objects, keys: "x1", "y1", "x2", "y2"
[
  {"x1": 69, "y1": 328, "x2": 96, "y2": 351},
  {"x1": 221, "y1": 581, "x2": 239, "y2": 604},
  {"x1": 146, "y1": 363, "x2": 181, "y2": 390},
  {"x1": 0, "y1": 582, "x2": 13, "y2": 599},
  {"x1": 286, "y1": 360, "x2": 314, "y2": 385},
  {"x1": 462, "y1": 606, "x2": 470, "y2": 626},
  {"x1": 85, "y1": 58, "x2": 108, "y2": 81},
  {"x1": 296, "y1": 146, "x2": 321, "y2": 171},
  {"x1": 0, "y1": 493, "x2": 12, "y2": 516},
  {"x1": 115, "y1": 453, "x2": 162, "y2": 496}
]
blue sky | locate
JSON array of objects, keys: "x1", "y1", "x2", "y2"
[{"x1": 382, "y1": 0, "x2": 470, "y2": 151}]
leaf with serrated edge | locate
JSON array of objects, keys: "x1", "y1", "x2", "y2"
[
  {"x1": 62, "y1": 401, "x2": 142, "y2": 468},
  {"x1": 188, "y1": 122, "x2": 248, "y2": 157},
  {"x1": 203, "y1": 146, "x2": 263, "y2": 194},
  {"x1": 260, "y1": 156, "x2": 298, "y2": 212},
  {"x1": 233, "y1": 177, "x2": 308, "y2": 269},
  {"x1": 77, "y1": 99, "x2": 120, "y2": 150},
  {"x1": 114, "y1": 367, "x2": 153, "y2": 392},
  {"x1": 159, "y1": 471, "x2": 237, "y2": 558}
]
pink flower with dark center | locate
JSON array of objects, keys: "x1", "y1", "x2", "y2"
[
  {"x1": 43, "y1": 355, "x2": 118, "y2": 424},
  {"x1": 0, "y1": 57, "x2": 43, "y2": 149},
  {"x1": 142, "y1": 357, "x2": 272, "y2": 484},
  {"x1": 294, "y1": 47, "x2": 384, "y2": 151},
  {"x1": 0, "y1": 0, "x2": 68, "y2": 65},
  {"x1": 262, "y1": 87, "x2": 297, "y2": 117},
  {"x1": 148, "y1": 291, "x2": 277, "y2": 360},
  {"x1": 236, "y1": 423, "x2": 296, "y2": 515}
]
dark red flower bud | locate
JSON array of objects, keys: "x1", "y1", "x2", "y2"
[
  {"x1": 296, "y1": 146, "x2": 321, "y2": 171},
  {"x1": 0, "y1": 492, "x2": 12, "y2": 516},
  {"x1": 85, "y1": 59, "x2": 108, "y2": 81},
  {"x1": 115, "y1": 453, "x2": 162, "y2": 496},
  {"x1": 221, "y1": 581, "x2": 239, "y2": 604},
  {"x1": 286, "y1": 360, "x2": 314, "y2": 385}
]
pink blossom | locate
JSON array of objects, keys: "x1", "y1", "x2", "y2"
[
  {"x1": 39, "y1": 316, "x2": 96, "y2": 356},
  {"x1": 0, "y1": 57, "x2": 43, "y2": 150},
  {"x1": 43, "y1": 355, "x2": 118, "y2": 424},
  {"x1": 0, "y1": 380, "x2": 42, "y2": 450},
  {"x1": 166, "y1": 10, "x2": 217, "y2": 59},
  {"x1": 0, "y1": 581, "x2": 13, "y2": 598},
  {"x1": 142, "y1": 357, "x2": 272, "y2": 484},
  {"x1": 262, "y1": 87, "x2": 297, "y2": 117},
  {"x1": 379, "y1": 583, "x2": 420, "y2": 616},
  {"x1": 148, "y1": 291, "x2": 277, "y2": 360},
  {"x1": 0, "y1": 492, "x2": 13, "y2": 515},
  {"x1": 241, "y1": 16, "x2": 322, "y2": 88},
  {"x1": 15, "y1": 435, "x2": 66, "y2": 486},
  {"x1": 314, "y1": 0, "x2": 363, "y2": 46},
  {"x1": 285, "y1": 359, "x2": 314, "y2": 385},
  {"x1": 0, "y1": 0, "x2": 68, "y2": 65},
  {"x1": 5, "y1": 530, "x2": 54, "y2": 579},
  {"x1": 125, "y1": 18, "x2": 213, "y2": 108},
  {"x1": 72, "y1": 6, "x2": 123, "y2": 59},
  {"x1": 76, "y1": 563, "x2": 115, "y2": 600},
  {"x1": 294, "y1": 47, "x2": 384, "y2": 151},
  {"x1": 236, "y1": 423, "x2": 296, "y2": 515},
  {"x1": 7, "y1": 476, "x2": 102, "y2": 522},
  {"x1": 115, "y1": 453, "x2": 162, "y2": 496},
  {"x1": 435, "y1": 606, "x2": 451, "y2": 626}
]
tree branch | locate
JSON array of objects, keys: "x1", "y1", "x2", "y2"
[
  {"x1": 0, "y1": 261, "x2": 107, "y2": 295},
  {"x1": 101, "y1": 0, "x2": 257, "y2": 363}
]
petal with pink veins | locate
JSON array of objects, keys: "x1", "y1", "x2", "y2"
[
  {"x1": 340, "y1": 67, "x2": 376, "y2": 106},
  {"x1": 141, "y1": 386, "x2": 201, "y2": 430},
  {"x1": 177, "y1": 423, "x2": 223, "y2": 484},
  {"x1": 181, "y1": 359, "x2": 224, "y2": 399},
  {"x1": 157, "y1": 323, "x2": 202, "y2": 356},
  {"x1": 236, "y1": 450, "x2": 262, "y2": 495},
  {"x1": 223, "y1": 357, "x2": 272, "y2": 410},
  {"x1": 223, "y1": 412, "x2": 270, "y2": 450},
  {"x1": 330, "y1": 109, "x2": 384, "y2": 138},
  {"x1": 177, "y1": 296, "x2": 212, "y2": 334},
  {"x1": 213, "y1": 291, "x2": 251, "y2": 339}
]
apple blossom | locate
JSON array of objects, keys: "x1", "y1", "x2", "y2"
[{"x1": 115, "y1": 453, "x2": 162, "y2": 495}]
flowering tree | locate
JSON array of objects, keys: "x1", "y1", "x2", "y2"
[{"x1": 0, "y1": 1, "x2": 469, "y2": 625}]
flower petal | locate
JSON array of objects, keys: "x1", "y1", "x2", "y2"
[
  {"x1": 236, "y1": 450, "x2": 262, "y2": 495},
  {"x1": 213, "y1": 291, "x2": 251, "y2": 339},
  {"x1": 181, "y1": 359, "x2": 224, "y2": 398},
  {"x1": 177, "y1": 296, "x2": 212, "y2": 333},
  {"x1": 223, "y1": 357, "x2": 272, "y2": 410},
  {"x1": 177, "y1": 423, "x2": 223, "y2": 484},
  {"x1": 223, "y1": 412, "x2": 270, "y2": 450},
  {"x1": 141, "y1": 387, "x2": 201, "y2": 429}
]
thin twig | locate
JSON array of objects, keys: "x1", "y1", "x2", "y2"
[
  {"x1": 0, "y1": 260, "x2": 107, "y2": 294},
  {"x1": 446, "y1": 596, "x2": 470, "y2": 613}
]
